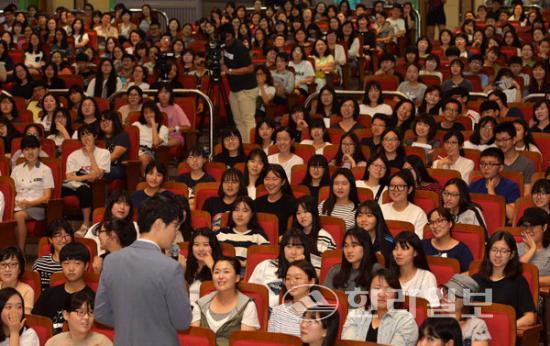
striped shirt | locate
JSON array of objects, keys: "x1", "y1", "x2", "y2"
[
  {"x1": 32, "y1": 254, "x2": 62, "y2": 291},
  {"x1": 267, "y1": 302, "x2": 302, "y2": 336},
  {"x1": 216, "y1": 227, "x2": 270, "y2": 263},
  {"x1": 318, "y1": 201, "x2": 357, "y2": 230},
  {"x1": 307, "y1": 228, "x2": 337, "y2": 271}
]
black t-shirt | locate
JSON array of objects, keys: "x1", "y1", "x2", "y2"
[
  {"x1": 213, "y1": 152, "x2": 246, "y2": 168},
  {"x1": 254, "y1": 193, "x2": 297, "y2": 236},
  {"x1": 437, "y1": 122, "x2": 465, "y2": 132},
  {"x1": 223, "y1": 39, "x2": 257, "y2": 92},
  {"x1": 203, "y1": 196, "x2": 234, "y2": 217},
  {"x1": 11, "y1": 82, "x2": 34, "y2": 99},
  {"x1": 473, "y1": 274, "x2": 536, "y2": 319},
  {"x1": 130, "y1": 189, "x2": 174, "y2": 209},
  {"x1": 46, "y1": 77, "x2": 66, "y2": 89},
  {"x1": 32, "y1": 284, "x2": 95, "y2": 334},
  {"x1": 150, "y1": 80, "x2": 183, "y2": 90},
  {"x1": 105, "y1": 131, "x2": 130, "y2": 166},
  {"x1": 366, "y1": 322, "x2": 378, "y2": 342},
  {"x1": 175, "y1": 172, "x2": 215, "y2": 190}
]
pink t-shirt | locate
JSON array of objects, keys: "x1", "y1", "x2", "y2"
[{"x1": 157, "y1": 103, "x2": 191, "y2": 144}]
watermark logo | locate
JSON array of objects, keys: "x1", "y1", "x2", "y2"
[{"x1": 281, "y1": 284, "x2": 339, "y2": 321}]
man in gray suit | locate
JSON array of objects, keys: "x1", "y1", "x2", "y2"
[{"x1": 94, "y1": 193, "x2": 192, "y2": 345}]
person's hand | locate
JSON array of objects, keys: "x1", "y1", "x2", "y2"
[
  {"x1": 296, "y1": 119, "x2": 308, "y2": 129},
  {"x1": 15, "y1": 200, "x2": 29, "y2": 209},
  {"x1": 522, "y1": 231, "x2": 536, "y2": 250},
  {"x1": 178, "y1": 253, "x2": 187, "y2": 270},
  {"x1": 92, "y1": 256, "x2": 103, "y2": 273},
  {"x1": 55, "y1": 120, "x2": 67, "y2": 133},
  {"x1": 486, "y1": 177, "x2": 497, "y2": 194},
  {"x1": 220, "y1": 64, "x2": 229, "y2": 76},
  {"x1": 201, "y1": 253, "x2": 215, "y2": 269},
  {"x1": 6, "y1": 309, "x2": 24, "y2": 335}
]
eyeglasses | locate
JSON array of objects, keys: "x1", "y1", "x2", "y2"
[
  {"x1": 383, "y1": 137, "x2": 399, "y2": 143},
  {"x1": 480, "y1": 126, "x2": 494, "y2": 130},
  {"x1": 490, "y1": 247, "x2": 511, "y2": 255},
  {"x1": 444, "y1": 140, "x2": 459, "y2": 145},
  {"x1": 71, "y1": 309, "x2": 94, "y2": 318},
  {"x1": 0, "y1": 262, "x2": 18, "y2": 270},
  {"x1": 442, "y1": 191, "x2": 460, "y2": 198},
  {"x1": 495, "y1": 137, "x2": 513, "y2": 144},
  {"x1": 444, "y1": 108, "x2": 459, "y2": 114},
  {"x1": 223, "y1": 136, "x2": 239, "y2": 142},
  {"x1": 479, "y1": 162, "x2": 501, "y2": 169},
  {"x1": 429, "y1": 218, "x2": 447, "y2": 226},
  {"x1": 370, "y1": 164, "x2": 386, "y2": 171},
  {"x1": 389, "y1": 184, "x2": 408, "y2": 191}
]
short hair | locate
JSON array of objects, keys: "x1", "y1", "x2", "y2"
[
  {"x1": 479, "y1": 100, "x2": 500, "y2": 113},
  {"x1": 47, "y1": 219, "x2": 75, "y2": 238},
  {"x1": 480, "y1": 147, "x2": 504, "y2": 165},
  {"x1": 144, "y1": 160, "x2": 167, "y2": 182},
  {"x1": 508, "y1": 56, "x2": 522, "y2": 65},
  {"x1": 419, "y1": 318, "x2": 463, "y2": 345},
  {"x1": 380, "y1": 54, "x2": 396, "y2": 63},
  {"x1": 137, "y1": 194, "x2": 182, "y2": 234},
  {"x1": 59, "y1": 242, "x2": 90, "y2": 263},
  {"x1": 98, "y1": 219, "x2": 137, "y2": 247},
  {"x1": 77, "y1": 123, "x2": 97, "y2": 140},
  {"x1": 0, "y1": 246, "x2": 25, "y2": 279},
  {"x1": 63, "y1": 290, "x2": 94, "y2": 312},
  {"x1": 445, "y1": 47, "x2": 461, "y2": 58},
  {"x1": 488, "y1": 89, "x2": 508, "y2": 107},
  {"x1": 20, "y1": 135, "x2": 40, "y2": 149},
  {"x1": 468, "y1": 54, "x2": 483, "y2": 63},
  {"x1": 442, "y1": 98, "x2": 463, "y2": 114},
  {"x1": 494, "y1": 121, "x2": 516, "y2": 139}
]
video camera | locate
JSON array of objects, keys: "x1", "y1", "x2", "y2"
[
  {"x1": 206, "y1": 40, "x2": 224, "y2": 83},
  {"x1": 156, "y1": 52, "x2": 176, "y2": 82}
]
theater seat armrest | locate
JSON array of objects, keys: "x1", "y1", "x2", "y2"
[
  {"x1": 46, "y1": 199, "x2": 64, "y2": 223},
  {"x1": 91, "y1": 179, "x2": 106, "y2": 209},
  {"x1": 123, "y1": 160, "x2": 142, "y2": 194},
  {"x1": 0, "y1": 221, "x2": 17, "y2": 247},
  {"x1": 518, "y1": 324, "x2": 543, "y2": 346}
]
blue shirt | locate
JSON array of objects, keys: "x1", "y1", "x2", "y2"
[
  {"x1": 469, "y1": 176, "x2": 520, "y2": 204},
  {"x1": 422, "y1": 239, "x2": 474, "y2": 272}
]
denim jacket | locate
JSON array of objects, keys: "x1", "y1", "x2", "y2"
[{"x1": 341, "y1": 308, "x2": 418, "y2": 346}]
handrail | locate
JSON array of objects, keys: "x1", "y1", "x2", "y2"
[
  {"x1": 304, "y1": 90, "x2": 410, "y2": 111},
  {"x1": 109, "y1": 89, "x2": 215, "y2": 159}
]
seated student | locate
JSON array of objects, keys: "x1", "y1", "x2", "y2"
[
  {"x1": 268, "y1": 127, "x2": 304, "y2": 183},
  {"x1": 300, "y1": 155, "x2": 331, "y2": 205},
  {"x1": 531, "y1": 100, "x2": 550, "y2": 133},
  {"x1": 517, "y1": 207, "x2": 550, "y2": 287},
  {"x1": 432, "y1": 131, "x2": 475, "y2": 183},
  {"x1": 332, "y1": 97, "x2": 364, "y2": 133},
  {"x1": 477, "y1": 100, "x2": 501, "y2": 120},
  {"x1": 381, "y1": 170, "x2": 428, "y2": 238},
  {"x1": 0, "y1": 287, "x2": 40, "y2": 345},
  {"x1": 513, "y1": 119, "x2": 541, "y2": 153},
  {"x1": 388, "y1": 231, "x2": 439, "y2": 307},
  {"x1": 390, "y1": 100, "x2": 416, "y2": 135},
  {"x1": 132, "y1": 100, "x2": 169, "y2": 172},
  {"x1": 463, "y1": 116, "x2": 498, "y2": 151},
  {"x1": 10, "y1": 135, "x2": 54, "y2": 250},
  {"x1": 441, "y1": 59, "x2": 473, "y2": 94},
  {"x1": 45, "y1": 291, "x2": 112, "y2": 346},
  {"x1": 293, "y1": 196, "x2": 336, "y2": 272},
  {"x1": 488, "y1": 89, "x2": 523, "y2": 118},
  {"x1": 191, "y1": 257, "x2": 260, "y2": 345},
  {"x1": 332, "y1": 132, "x2": 367, "y2": 169},
  {"x1": 469, "y1": 147, "x2": 520, "y2": 221},
  {"x1": 92, "y1": 219, "x2": 137, "y2": 273},
  {"x1": 422, "y1": 207, "x2": 474, "y2": 272},
  {"x1": 213, "y1": 128, "x2": 246, "y2": 168},
  {"x1": 342, "y1": 268, "x2": 418, "y2": 345},
  {"x1": 300, "y1": 305, "x2": 339, "y2": 346},
  {"x1": 441, "y1": 178, "x2": 488, "y2": 236},
  {"x1": 97, "y1": 110, "x2": 130, "y2": 181},
  {"x1": 360, "y1": 81, "x2": 393, "y2": 116},
  {"x1": 271, "y1": 52, "x2": 295, "y2": 102},
  {"x1": 32, "y1": 242, "x2": 95, "y2": 334},
  {"x1": 437, "y1": 99, "x2": 466, "y2": 132},
  {"x1": 318, "y1": 168, "x2": 359, "y2": 231},
  {"x1": 176, "y1": 147, "x2": 215, "y2": 198},
  {"x1": 374, "y1": 54, "x2": 403, "y2": 82},
  {"x1": 84, "y1": 189, "x2": 138, "y2": 254},
  {"x1": 465, "y1": 54, "x2": 489, "y2": 88},
  {"x1": 72, "y1": 97, "x2": 101, "y2": 139},
  {"x1": 62, "y1": 124, "x2": 111, "y2": 234},
  {"x1": 417, "y1": 317, "x2": 463, "y2": 345},
  {"x1": 255, "y1": 164, "x2": 297, "y2": 237},
  {"x1": 357, "y1": 154, "x2": 390, "y2": 204},
  {"x1": 155, "y1": 84, "x2": 191, "y2": 147},
  {"x1": 447, "y1": 87, "x2": 481, "y2": 126},
  {"x1": 531, "y1": 179, "x2": 550, "y2": 214},
  {"x1": 472, "y1": 231, "x2": 537, "y2": 328},
  {"x1": 47, "y1": 108, "x2": 73, "y2": 154},
  {"x1": 403, "y1": 155, "x2": 441, "y2": 194},
  {"x1": 10, "y1": 124, "x2": 49, "y2": 167},
  {"x1": 0, "y1": 247, "x2": 34, "y2": 313},
  {"x1": 268, "y1": 260, "x2": 319, "y2": 337},
  {"x1": 130, "y1": 161, "x2": 173, "y2": 210},
  {"x1": 323, "y1": 228, "x2": 379, "y2": 292},
  {"x1": 420, "y1": 54, "x2": 443, "y2": 82},
  {"x1": 217, "y1": 196, "x2": 269, "y2": 268},
  {"x1": 404, "y1": 114, "x2": 440, "y2": 153},
  {"x1": 309, "y1": 86, "x2": 338, "y2": 128},
  {"x1": 355, "y1": 200, "x2": 394, "y2": 262},
  {"x1": 379, "y1": 129, "x2": 406, "y2": 169},
  {"x1": 33, "y1": 220, "x2": 74, "y2": 291},
  {"x1": 250, "y1": 229, "x2": 311, "y2": 309},
  {"x1": 204, "y1": 168, "x2": 246, "y2": 230},
  {"x1": 254, "y1": 119, "x2": 275, "y2": 154},
  {"x1": 438, "y1": 274, "x2": 491, "y2": 345},
  {"x1": 300, "y1": 119, "x2": 332, "y2": 155},
  {"x1": 287, "y1": 106, "x2": 309, "y2": 144},
  {"x1": 243, "y1": 149, "x2": 268, "y2": 200},
  {"x1": 118, "y1": 86, "x2": 144, "y2": 125},
  {"x1": 183, "y1": 228, "x2": 222, "y2": 304},
  {"x1": 397, "y1": 63, "x2": 427, "y2": 107},
  {"x1": 494, "y1": 122, "x2": 534, "y2": 195},
  {"x1": 85, "y1": 58, "x2": 123, "y2": 98}
]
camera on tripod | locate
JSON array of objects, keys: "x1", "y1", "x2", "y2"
[
  {"x1": 206, "y1": 40, "x2": 223, "y2": 83},
  {"x1": 156, "y1": 52, "x2": 176, "y2": 82}
]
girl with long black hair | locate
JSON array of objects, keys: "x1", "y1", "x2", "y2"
[
  {"x1": 355, "y1": 200, "x2": 394, "y2": 262},
  {"x1": 86, "y1": 58, "x2": 123, "y2": 98},
  {"x1": 319, "y1": 168, "x2": 359, "y2": 230}
]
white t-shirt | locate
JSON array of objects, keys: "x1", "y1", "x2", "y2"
[
  {"x1": 400, "y1": 268, "x2": 439, "y2": 307},
  {"x1": 463, "y1": 141, "x2": 496, "y2": 151},
  {"x1": 47, "y1": 133, "x2": 65, "y2": 147},
  {"x1": 126, "y1": 81, "x2": 150, "y2": 90},
  {"x1": 359, "y1": 103, "x2": 393, "y2": 116},
  {"x1": 0, "y1": 191, "x2": 4, "y2": 222},
  {"x1": 356, "y1": 181, "x2": 387, "y2": 204},
  {"x1": 299, "y1": 140, "x2": 332, "y2": 155},
  {"x1": 84, "y1": 221, "x2": 140, "y2": 255},
  {"x1": 0, "y1": 327, "x2": 39, "y2": 346},
  {"x1": 191, "y1": 297, "x2": 260, "y2": 331},
  {"x1": 132, "y1": 121, "x2": 169, "y2": 149},
  {"x1": 64, "y1": 147, "x2": 111, "y2": 189},
  {"x1": 248, "y1": 259, "x2": 281, "y2": 308},
  {"x1": 268, "y1": 153, "x2": 304, "y2": 183},
  {"x1": 289, "y1": 60, "x2": 315, "y2": 91},
  {"x1": 432, "y1": 156, "x2": 474, "y2": 183},
  {"x1": 189, "y1": 280, "x2": 202, "y2": 305},
  {"x1": 381, "y1": 202, "x2": 428, "y2": 238},
  {"x1": 11, "y1": 162, "x2": 54, "y2": 210}
]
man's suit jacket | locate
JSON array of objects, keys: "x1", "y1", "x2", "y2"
[{"x1": 95, "y1": 240, "x2": 192, "y2": 346}]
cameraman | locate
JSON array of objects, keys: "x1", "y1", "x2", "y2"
[{"x1": 219, "y1": 23, "x2": 257, "y2": 143}]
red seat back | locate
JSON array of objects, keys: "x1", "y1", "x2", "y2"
[
  {"x1": 427, "y1": 256, "x2": 460, "y2": 286},
  {"x1": 319, "y1": 216, "x2": 345, "y2": 248},
  {"x1": 470, "y1": 193, "x2": 506, "y2": 236},
  {"x1": 245, "y1": 245, "x2": 278, "y2": 281}
]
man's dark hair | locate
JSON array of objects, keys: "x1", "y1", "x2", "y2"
[
  {"x1": 20, "y1": 135, "x2": 40, "y2": 150},
  {"x1": 60, "y1": 242, "x2": 90, "y2": 263},
  {"x1": 446, "y1": 86, "x2": 469, "y2": 100},
  {"x1": 137, "y1": 194, "x2": 182, "y2": 234},
  {"x1": 479, "y1": 100, "x2": 500, "y2": 113},
  {"x1": 468, "y1": 54, "x2": 483, "y2": 63},
  {"x1": 508, "y1": 56, "x2": 522, "y2": 65},
  {"x1": 480, "y1": 147, "x2": 505, "y2": 165},
  {"x1": 77, "y1": 123, "x2": 97, "y2": 140},
  {"x1": 494, "y1": 121, "x2": 516, "y2": 139},
  {"x1": 219, "y1": 23, "x2": 234, "y2": 38},
  {"x1": 380, "y1": 54, "x2": 396, "y2": 63}
]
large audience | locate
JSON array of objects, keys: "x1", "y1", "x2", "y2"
[{"x1": 0, "y1": 0, "x2": 549, "y2": 345}]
